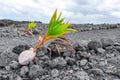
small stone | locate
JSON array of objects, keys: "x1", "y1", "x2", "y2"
[
  {"x1": 53, "y1": 78, "x2": 61, "y2": 80},
  {"x1": 65, "y1": 57, "x2": 75, "y2": 65},
  {"x1": 36, "y1": 51, "x2": 45, "y2": 57},
  {"x1": 101, "y1": 38, "x2": 114, "y2": 47},
  {"x1": 73, "y1": 40, "x2": 88, "y2": 51},
  {"x1": 5, "y1": 65, "x2": 11, "y2": 71},
  {"x1": 29, "y1": 65, "x2": 44, "y2": 77},
  {"x1": 12, "y1": 45, "x2": 30, "y2": 54},
  {"x1": 74, "y1": 70, "x2": 89, "y2": 80},
  {"x1": 114, "y1": 46, "x2": 120, "y2": 52},
  {"x1": 80, "y1": 59, "x2": 88, "y2": 66},
  {"x1": 20, "y1": 66, "x2": 29, "y2": 76},
  {"x1": 63, "y1": 51, "x2": 75, "y2": 57},
  {"x1": 16, "y1": 75, "x2": 23, "y2": 80},
  {"x1": 32, "y1": 29, "x2": 39, "y2": 34},
  {"x1": 9, "y1": 60, "x2": 19, "y2": 69},
  {"x1": 79, "y1": 51, "x2": 91, "y2": 58},
  {"x1": 62, "y1": 76, "x2": 73, "y2": 80},
  {"x1": 35, "y1": 78, "x2": 40, "y2": 80},
  {"x1": 51, "y1": 69, "x2": 59, "y2": 77},
  {"x1": 88, "y1": 40, "x2": 102, "y2": 50},
  {"x1": 89, "y1": 68, "x2": 104, "y2": 76},
  {"x1": 39, "y1": 55, "x2": 49, "y2": 61},
  {"x1": 49, "y1": 57, "x2": 67, "y2": 68},
  {"x1": 96, "y1": 48, "x2": 106, "y2": 54}
]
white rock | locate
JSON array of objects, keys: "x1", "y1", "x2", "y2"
[{"x1": 18, "y1": 48, "x2": 36, "y2": 65}]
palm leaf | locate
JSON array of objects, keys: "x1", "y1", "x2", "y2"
[
  {"x1": 45, "y1": 9, "x2": 78, "y2": 39},
  {"x1": 28, "y1": 22, "x2": 37, "y2": 30}
]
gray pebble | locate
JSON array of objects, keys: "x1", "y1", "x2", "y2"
[
  {"x1": 101, "y1": 38, "x2": 114, "y2": 47},
  {"x1": 74, "y1": 70, "x2": 89, "y2": 80},
  {"x1": 5, "y1": 65, "x2": 11, "y2": 71},
  {"x1": 89, "y1": 68, "x2": 104, "y2": 76},
  {"x1": 97, "y1": 48, "x2": 106, "y2": 54},
  {"x1": 16, "y1": 75, "x2": 23, "y2": 80},
  {"x1": 65, "y1": 57, "x2": 75, "y2": 65},
  {"x1": 80, "y1": 59, "x2": 88, "y2": 66},
  {"x1": 88, "y1": 40, "x2": 102, "y2": 50},
  {"x1": 49, "y1": 57, "x2": 67, "y2": 68},
  {"x1": 29, "y1": 65, "x2": 44, "y2": 77},
  {"x1": 34, "y1": 78, "x2": 40, "y2": 80},
  {"x1": 79, "y1": 51, "x2": 91, "y2": 58},
  {"x1": 51, "y1": 69, "x2": 59, "y2": 77},
  {"x1": 9, "y1": 60, "x2": 19, "y2": 69},
  {"x1": 20, "y1": 66, "x2": 29, "y2": 76}
]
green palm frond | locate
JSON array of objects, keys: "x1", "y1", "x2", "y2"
[
  {"x1": 28, "y1": 22, "x2": 37, "y2": 30},
  {"x1": 45, "y1": 9, "x2": 77, "y2": 39}
]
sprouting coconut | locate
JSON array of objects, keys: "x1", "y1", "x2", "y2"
[{"x1": 18, "y1": 9, "x2": 78, "y2": 65}]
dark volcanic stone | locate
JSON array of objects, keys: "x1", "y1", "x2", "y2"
[
  {"x1": 89, "y1": 68, "x2": 104, "y2": 76},
  {"x1": 65, "y1": 57, "x2": 76, "y2": 65},
  {"x1": 88, "y1": 40, "x2": 102, "y2": 50},
  {"x1": 29, "y1": 65, "x2": 44, "y2": 77},
  {"x1": 9, "y1": 60, "x2": 19, "y2": 69},
  {"x1": 12, "y1": 45, "x2": 30, "y2": 54},
  {"x1": 20, "y1": 66, "x2": 29, "y2": 76},
  {"x1": 73, "y1": 40, "x2": 88, "y2": 51},
  {"x1": 114, "y1": 46, "x2": 120, "y2": 52},
  {"x1": 51, "y1": 69, "x2": 59, "y2": 77},
  {"x1": 79, "y1": 51, "x2": 91, "y2": 58},
  {"x1": 0, "y1": 51, "x2": 18, "y2": 67},
  {"x1": 101, "y1": 38, "x2": 114, "y2": 47},
  {"x1": 96, "y1": 48, "x2": 106, "y2": 54},
  {"x1": 74, "y1": 70, "x2": 90, "y2": 80},
  {"x1": 49, "y1": 57, "x2": 67, "y2": 68}
]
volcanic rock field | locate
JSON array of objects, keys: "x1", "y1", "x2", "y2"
[{"x1": 0, "y1": 19, "x2": 120, "y2": 80}]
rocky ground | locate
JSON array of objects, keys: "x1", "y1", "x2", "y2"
[{"x1": 0, "y1": 20, "x2": 120, "y2": 80}]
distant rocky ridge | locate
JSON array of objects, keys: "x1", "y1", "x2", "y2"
[
  {"x1": 0, "y1": 19, "x2": 42, "y2": 27},
  {"x1": 0, "y1": 19, "x2": 120, "y2": 32}
]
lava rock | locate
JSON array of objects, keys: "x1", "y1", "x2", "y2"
[
  {"x1": 78, "y1": 51, "x2": 91, "y2": 58},
  {"x1": 96, "y1": 48, "x2": 106, "y2": 54},
  {"x1": 101, "y1": 38, "x2": 114, "y2": 47},
  {"x1": 51, "y1": 69, "x2": 59, "y2": 77},
  {"x1": 13, "y1": 75, "x2": 23, "y2": 80},
  {"x1": 73, "y1": 40, "x2": 88, "y2": 51},
  {"x1": 39, "y1": 55, "x2": 49, "y2": 61},
  {"x1": 9, "y1": 60, "x2": 19, "y2": 69},
  {"x1": 74, "y1": 70, "x2": 90, "y2": 80},
  {"x1": 49, "y1": 57, "x2": 67, "y2": 68},
  {"x1": 36, "y1": 51, "x2": 45, "y2": 57},
  {"x1": 0, "y1": 70, "x2": 10, "y2": 80},
  {"x1": 34, "y1": 78, "x2": 40, "y2": 80},
  {"x1": 12, "y1": 45, "x2": 30, "y2": 54},
  {"x1": 89, "y1": 68, "x2": 104, "y2": 76},
  {"x1": 32, "y1": 29, "x2": 40, "y2": 34},
  {"x1": 5, "y1": 65, "x2": 11, "y2": 71},
  {"x1": 63, "y1": 51, "x2": 75, "y2": 57},
  {"x1": 65, "y1": 57, "x2": 75, "y2": 65},
  {"x1": 20, "y1": 66, "x2": 29, "y2": 76},
  {"x1": 88, "y1": 40, "x2": 102, "y2": 50},
  {"x1": 0, "y1": 51, "x2": 18, "y2": 67},
  {"x1": 29, "y1": 65, "x2": 44, "y2": 77},
  {"x1": 80, "y1": 59, "x2": 88, "y2": 66},
  {"x1": 114, "y1": 46, "x2": 120, "y2": 52}
]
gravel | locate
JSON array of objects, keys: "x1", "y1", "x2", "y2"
[{"x1": 1, "y1": 22, "x2": 120, "y2": 80}]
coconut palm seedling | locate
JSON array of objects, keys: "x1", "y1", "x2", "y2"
[
  {"x1": 18, "y1": 9, "x2": 78, "y2": 65},
  {"x1": 24, "y1": 21, "x2": 37, "y2": 35}
]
